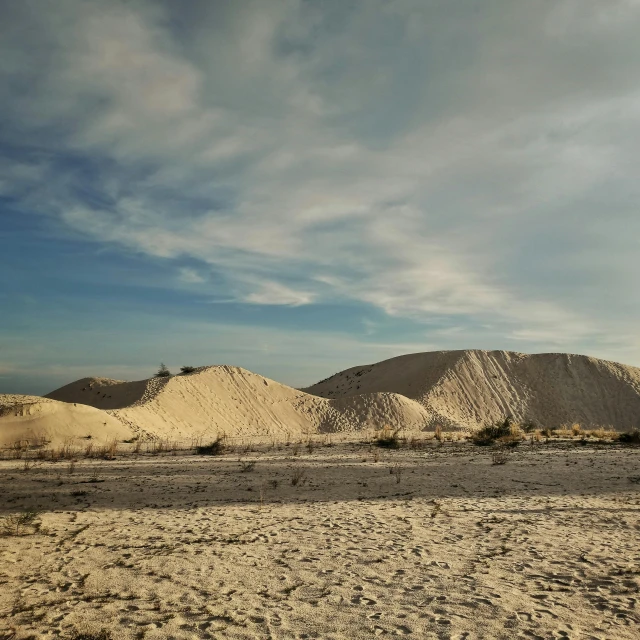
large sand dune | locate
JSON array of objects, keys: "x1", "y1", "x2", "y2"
[{"x1": 304, "y1": 349, "x2": 640, "y2": 430}]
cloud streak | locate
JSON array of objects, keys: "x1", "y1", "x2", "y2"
[{"x1": 2, "y1": 0, "x2": 640, "y2": 367}]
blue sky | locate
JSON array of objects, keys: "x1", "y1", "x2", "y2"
[{"x1": 1, "y1": 0, "x2": 639, "y2": 395}]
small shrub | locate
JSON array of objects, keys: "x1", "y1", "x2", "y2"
[
  {"x1": 571, "y1": 423, "x2": 582, "y2": 437},
  {"x1": 473, "y1": 416, "x2": 521, "y2": 446},
  {"x1": 491, "y1": 448, "x2": 510, "y2": 465},
  {"x1": 155, "y1": 363, "x2": 171, "y2": 378},
  {"x1": 196, "y1": 436, "x2": 226, "y2": 455},
  {"x1": 1, "y1": 511, "x2": 42, "y2": 537},
  {"x1": 375, "y1": 426, "x2": 401, "y2": 449},
  {"x1": 540, "y1": 428, "x2": 553, "y2": 438},
  {"x1": 618, "y1": 430, "x2": 640, "y2": 444},
  {"x1": 291, "y1": 468, "x2": 307, "y2": 486},
  {"x1": 521, "y1": 421, "x2": 537, "y2": 433},
  {"x1": 391, "y1": 463, "x2": 403, "y2": 484},
  {"x1": 239, "y1": 459, "x2": 256, "y2": 472},
  {"x1": 179, "y1": 365, "x2": 196, "y2": 374},
  {"x1": 434, "y1": 425, "x2": 443, "y2": 442}
]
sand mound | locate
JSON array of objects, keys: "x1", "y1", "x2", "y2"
[
  {"x1": 0, "y1": 395, "x2": 133, "y2": 447},
  {"x1": 304, "y1": 350, "x2": 640, "y2": 430},
  {"x1": 44, "y1": 366, "x2": 435, "y2": 441}
]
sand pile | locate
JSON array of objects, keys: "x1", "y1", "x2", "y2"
[
  {"x1": 304, "y1": 349, "x2": 640, "y2": 430},
  {"x1": 0, "y1": 395, "x2": 132, "y2": 447},
  {"x1": 6, "y1": 349, "x2": 638, "y2": 446},
  {"x1": 44, "y1": 366, "x2": 433, "y2": 442}
]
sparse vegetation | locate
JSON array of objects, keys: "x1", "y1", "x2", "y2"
[
  {"x1": 617, "y1": 429, "x2": 640, "y2": 444},
  {"x1": 491, "y1": 448, "x2": 510, "y2": 465},
  {"x1": 196, "y1": 435, "x2": 226, "y2": 455},
  {"x1": 375, "y1": 425, "x2": 401, "y2": 449},
  {"x1": 1, "y1": 511, "x2": 42, "y2": 537},
  {"x1": 155, "y1": 363, "x2": 171, "y2": 378},
  {"x1": 239, "y1": 459, "x2": 256, "y2": 472},
  {"x1": 291, "y1": 467, "x2": 307, "y2": 486},
  {"x1": 180, "y1": 365, "x2": 196, "y2": 374},
  {"x1": 473, "y1": 416, "x2": 522, "y2": 446}
]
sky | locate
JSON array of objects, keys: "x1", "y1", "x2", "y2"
[{"x1": 1, "y1": 0, "x2": 640, "y2": 395}]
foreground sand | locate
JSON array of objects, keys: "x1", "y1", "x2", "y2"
[{"x1": 1, "y1": 441, "x2": 639, "y2": 639}]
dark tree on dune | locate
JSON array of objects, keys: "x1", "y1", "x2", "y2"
[{"x1": 155, "y1": 363, "x2": 171, "y2": 377}]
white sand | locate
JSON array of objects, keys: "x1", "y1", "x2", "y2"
[
  {"x1": 304, "y1": 350, "x2": 640, "y2": 430},
  {"x1": 1, "y1": 440, "x2": 639, "y2": 639},
  {"x1": 0, "y1": 395, "x2": 131, "y2": 448},
  {"x1": 43, "y1": 366, "x2": 434, "y2": 444}
]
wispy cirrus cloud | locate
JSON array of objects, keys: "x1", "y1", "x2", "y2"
[{"x1": 2, "y1": 0, "x2": 640, "y2": 371}]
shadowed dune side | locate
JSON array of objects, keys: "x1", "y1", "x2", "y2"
[
  {"x1": 0, "y1": 395, "x2": 133, "y2": 447},
  {"x1": 45, "y1": 376, "x2": 167, "y2": 410},
  {"x1": 304, "y1": 350, "x2": 640, "y2": 430}
]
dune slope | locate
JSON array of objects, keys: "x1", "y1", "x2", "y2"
[
  {"x1": 304, "y1": 350, "x2": 640, "y2": 430},
  {"x1": 0, "y1": 395, "x2": 133, "y2": 447}
]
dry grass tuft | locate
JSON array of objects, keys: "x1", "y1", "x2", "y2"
[
  {"x1": 374, "y1": 425, "x2": 401, "y2": 449},
  {"x1": 1, "y1": 511, "x2": 42, "y2": 537},
  {"x1": 491, "y1": 448, "x2": 510, "y2": 465},
  {"x1": 291, "y1": 467, "x2": 307, "y2": 486},
  {"x1": 196, "y1": 435, "x2": 226, "y2": 455}
]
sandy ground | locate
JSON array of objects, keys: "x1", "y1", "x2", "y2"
[{"x1": 1, "y1": 440, "x2": 639, "y2": 639}]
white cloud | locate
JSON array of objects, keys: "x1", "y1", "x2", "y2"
[
  {"x1": 243, "y1": 281, "x2": 315, "y2": 307},
  {"x1": 178, "y1": 268, "x2": 205, "y2": 284},
  {"x1": 2, "y1": 0, "x2": 640, "y2": 360}
]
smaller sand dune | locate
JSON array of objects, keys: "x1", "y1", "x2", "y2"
[{"x1": 0, "y1": 395, "x2": 133, "y2": 447}]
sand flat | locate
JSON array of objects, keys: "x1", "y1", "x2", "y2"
[{"x1": 1, "y1": 440, "x2": 639, "y2": 639}]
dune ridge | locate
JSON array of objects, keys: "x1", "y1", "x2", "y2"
[{"x1": 304, "y1": 349, "x2": 640, "y2": 430}]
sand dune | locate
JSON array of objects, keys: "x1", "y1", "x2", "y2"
[
  {"x1": 0, "y1": 395, "x2": 133, "y2": 447},
  {"x1": 304, "y1": 349, "x2": 640, "y2": 430},
  {"x1": 4, "y1": 349, "x2": 638, "y2": 447},
  {"x1": 43, "y1": 366, "x2": 434, "y2": 443}
]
